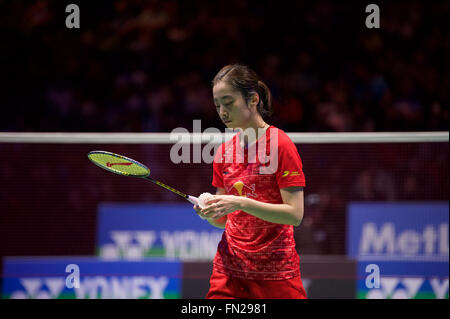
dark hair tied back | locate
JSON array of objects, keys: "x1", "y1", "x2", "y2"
[
  {"x1": 256, "y1": 80, "x2": 273, "y2": 118},
  {"x1": 213, "y1": 64, "x2": 273, "y2": 118}
]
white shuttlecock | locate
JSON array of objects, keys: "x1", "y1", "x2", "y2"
[{"x1": 198, "y1": 192, "x2": 213, "y2": 208}]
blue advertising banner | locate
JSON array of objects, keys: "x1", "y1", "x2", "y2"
[
  {"x1": 97, "y1": 203, "x2": 223, "y2": 260},
  {"x1": 356, "y1": 260, "x2": 448, "y2": 299},
  {"x1": 347, "y1": 202, "x2": 449, "y2": 299},
  {"x1": 347, "y1": 202, "x2": 449, "y2": 260},
  {"x1": 2, "y1": 257, "x2": 181, "y2": 299}
]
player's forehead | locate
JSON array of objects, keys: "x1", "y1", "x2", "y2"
[{"x1": 212, "y1": 81, "x2": 240, "y2": 102}]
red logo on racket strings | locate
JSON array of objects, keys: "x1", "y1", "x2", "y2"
[{"x1": 106, "y1": 162, "x2": 133, "y2": 168}]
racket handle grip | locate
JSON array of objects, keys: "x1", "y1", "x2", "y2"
[
  {"x1": 188, "y1": 195, "x2": 207, "y2": 220},
  {"x1": 187, "y1": 195, "x2": 199, "y2": 206}
]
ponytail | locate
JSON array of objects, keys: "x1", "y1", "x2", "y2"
[{"x1": 257, "y1": 80, "x2": 273, "y2": 118}]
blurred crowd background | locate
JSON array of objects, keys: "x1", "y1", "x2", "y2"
[{"x1": 1, "y1": 0, "x2": 448, "y2": 133}]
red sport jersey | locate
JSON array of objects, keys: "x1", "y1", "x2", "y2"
[{"x1": 212, "y1": 126, "x2": 306, "y2": 280}]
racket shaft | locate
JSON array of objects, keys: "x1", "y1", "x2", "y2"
[{"x1": 144, "y1": 176, "x2": 188, "y2": 199}]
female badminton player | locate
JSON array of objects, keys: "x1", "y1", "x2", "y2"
[{"x1": 194, "y1": 64, "x2": 307, "y2": 299}]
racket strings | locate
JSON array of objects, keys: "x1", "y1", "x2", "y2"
[{"x1": 88, "y1": 152, "x2": 150, "y2": 177}]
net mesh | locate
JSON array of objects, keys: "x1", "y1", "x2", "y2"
[{"x1": 0, "y1": 141, "x2": 447, "y2": 258}]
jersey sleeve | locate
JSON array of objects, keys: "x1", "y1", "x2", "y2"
[
  {"x1": 275, "y1": 135, "x2": 306, "y2": 189},
  {"x1": 212, "y1": 143, "x2": 225, "y2": 189}
]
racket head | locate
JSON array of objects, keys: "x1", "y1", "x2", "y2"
[{"x1": 87, "y1": 151, "x2": 150, "y2": 177}]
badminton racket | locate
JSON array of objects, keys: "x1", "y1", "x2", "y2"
[{"x1": 87, "y1": 150, "x2": 199, "y2": 205}]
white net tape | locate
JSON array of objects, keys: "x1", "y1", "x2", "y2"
[{"x1": 0, "y1": 131, "x2": 448, "y2": 144}]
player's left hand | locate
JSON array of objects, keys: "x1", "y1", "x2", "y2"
[{"x1": 201, "y1": 195, "x2": 244, "y2": 219}]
